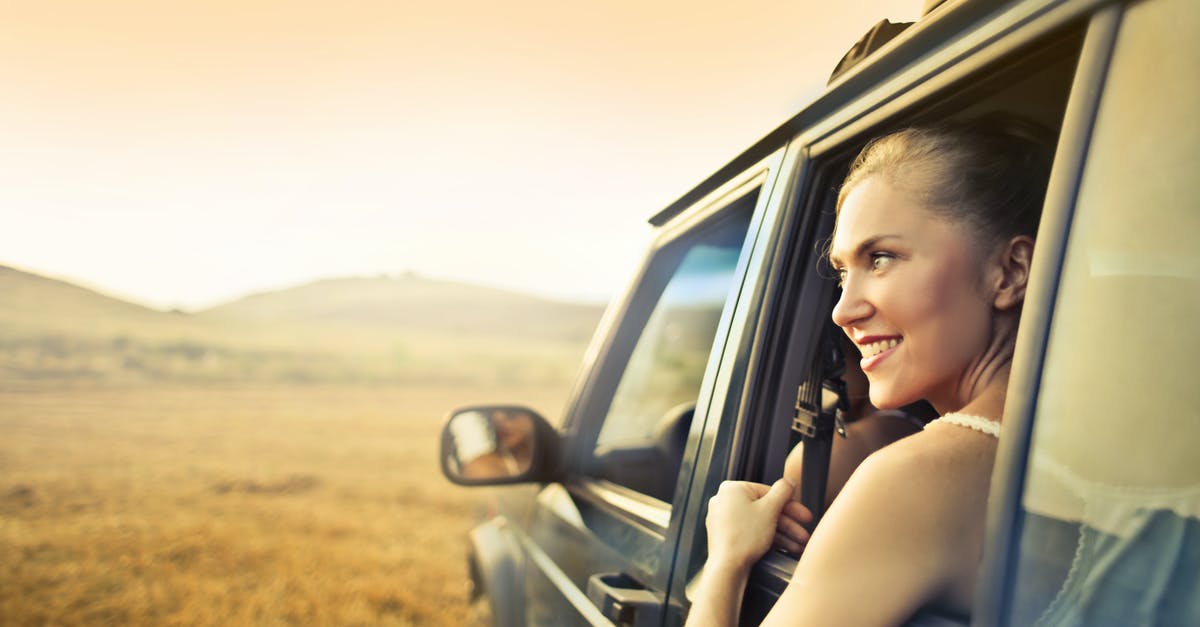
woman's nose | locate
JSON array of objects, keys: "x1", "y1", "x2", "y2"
[{"x1": 831, "y1": 277, "x2": 872, "y2": 329}]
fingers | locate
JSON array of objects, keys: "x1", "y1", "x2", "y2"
[
  {"x1": 769, "y1": 487, "x2": 814, "y2": 556},
  {"x1": 715, "y1": 480, "x2": 762, "y2": 499},
  {"x1": 774, "y1": 531, "x2": 804, "y2": 555},
  {"x1": 710, "y1": 480, "x2": 810, "y2": 518},
  {"x1": 707, "y1": 481, "x2": 788, "y2": 569},
  {"x1": 772, "y1": 516, "x2": 810, "y2": 555},
  {"x1": 777, "y1": 513, "x2": 811, "y2": 545},
  {"x1": 709, "y1": 479, "x2": 820, "y2": 565},
  {"x1": 781, "y1": 500, "x2": 814, "y2": 525},
  {"x1": 713, "y1": 480, "x2": 777, "y2": 504},
  {"x1": 761, "y1": 478, "x2": 796, "y2": 514}
]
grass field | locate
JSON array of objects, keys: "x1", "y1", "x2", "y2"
[{"x1": 0, "y1": 381, "x2": 572, "y2": 626}]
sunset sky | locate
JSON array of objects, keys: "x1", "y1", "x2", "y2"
[{"x1": 2, "y1": 0, "x2": 920, "y2": 310}]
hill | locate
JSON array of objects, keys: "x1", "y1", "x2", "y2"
[
  {"x1": 0, "y1": 266, "x2": 603, "y2": 385},
  {"x1": 200, "y1": 273, "x2": 602, "y2": 342},
  {"x1": 0, "y1": 264, "x2": 185, "y2": 339}
]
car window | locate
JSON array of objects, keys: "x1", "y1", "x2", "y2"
[
  {"x1": 1008, "y1": 0, "x2": 1200, "y2": 624},
  {"x1": 596, "y1": 244, "x2": 743, "y2": 448},
  {"x1": 589, "y1": 193, "x2": 756, "y2": 502}
]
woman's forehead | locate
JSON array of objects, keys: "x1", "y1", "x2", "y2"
[{"x1": 832, "y1": 181, "x2": 925, "y2": 252}]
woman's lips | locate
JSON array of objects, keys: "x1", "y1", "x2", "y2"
[{"x1": 859, "y1": 337, "x2": 901, "y2": 372}]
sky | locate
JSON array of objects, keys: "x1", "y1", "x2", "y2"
[{"x1": 1, "y1": 0, "x2": 920, "y2": 311}]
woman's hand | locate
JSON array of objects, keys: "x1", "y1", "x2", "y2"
[
  {"x1": 706, "y1": 479, "x2": 812, "y2": 573},
  {"x1": 688, "y1": 479, "x2": 814, "y2": 627},
  {"x1": 775, "y1": 498, "x2": 814, "y2": 555}
]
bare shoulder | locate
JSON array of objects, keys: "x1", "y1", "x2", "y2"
[
  {"x1": 865, "y1": 423, "x2": 998, "y2": 479},
  {"x1": 857, "y1": 427, "x2": 998, "y2": 531},
  {"x1": 766, "y1": 429, "x2": 998, "y2": 625},
  {"x1": 837, "y1": 430, "x2": 991, "y2": 547}
]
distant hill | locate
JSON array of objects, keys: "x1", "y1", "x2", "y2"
[
  {"x1": 200, "y1": 274, "x2": 604, "y2": 342},
  {"x1": 0, "y1": 264, "x2": 184, "y2": 339},
  {"x1": 0, "y1": 265, "x2": 604, "y2": 385}
]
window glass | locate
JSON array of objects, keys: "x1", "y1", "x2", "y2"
[
  {"x1": 597, "y1": 244, "x2": 743, "y2": 448},
  {"x1": 1010, "y1": 0, "x2": 1200, "y2": 624},
  {"x1": 590, "y1": 195, "x2": 755, "y2": 501}
]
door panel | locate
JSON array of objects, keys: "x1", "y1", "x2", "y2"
[
  {"x1": 521, "y1": 162, "x2": 778, "y2": 626},
  {"x1": 523, "y1": 485, "x2": 629, "y2": 626}
]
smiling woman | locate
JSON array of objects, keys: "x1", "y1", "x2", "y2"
[
  {"x1": 829, "y1": 119, "x2": 1053, "y2": 411},
  {"x1": 831, "y1": 178, "x2": 1001, "y2": 411},
  {"x1": 687, "y1": 118, "x2": 1055, "y2": 626}
]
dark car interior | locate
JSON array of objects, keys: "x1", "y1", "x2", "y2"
[{"x1": 591, "y1": 402, "x2": 695, "y2": 503}]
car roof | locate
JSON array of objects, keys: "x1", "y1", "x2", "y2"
[{"x1": 648, "y1": 0, "x2": 1011, "y2": 227}]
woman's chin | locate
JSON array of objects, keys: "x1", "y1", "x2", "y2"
[{"x1": 868, "y1": 387, "x2": 919, "y2": 411}]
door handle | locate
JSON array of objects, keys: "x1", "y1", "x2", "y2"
[{"x1": 586, "y1": 572, "x2": 664, "y2": 627}]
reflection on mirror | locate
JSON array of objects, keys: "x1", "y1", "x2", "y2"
[{"x1": 445, "y1": 407, "x2": 537, "y2": 481}]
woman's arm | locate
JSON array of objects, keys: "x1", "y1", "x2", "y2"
[
  {"x1": 686, "y1": 562, "x2": 751, "y2": 627},
  {"x1": 689, "y1": 434, "x2": 972, "y2": 627},
  {"x1": 763, "y1": 440, "x2": 961, "y2": 626},
  {"x1": 685, "y1": 479, "x2": 808, "y2": 627}
]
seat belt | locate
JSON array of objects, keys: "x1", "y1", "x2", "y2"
[{"x1": 793, "y1": 326, "x2": 848, "y2": 527}]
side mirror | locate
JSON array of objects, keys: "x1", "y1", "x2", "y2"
[{"x1": 440, "y1": 405, "x2": 561, "y2": 486}]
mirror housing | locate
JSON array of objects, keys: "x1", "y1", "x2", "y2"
[{"x1": 440, "y1": 405, "x2": 562, "y2": 486}]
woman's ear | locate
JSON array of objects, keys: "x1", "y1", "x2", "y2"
[{"x1": 993, "y1": 235, "x2": 1034, "y2": 310}]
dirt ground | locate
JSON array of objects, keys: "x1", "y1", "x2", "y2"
[{"x1": 0, "y1": 382, "x2": 570, "y2": 626}]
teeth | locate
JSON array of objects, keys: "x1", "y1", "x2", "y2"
[{"x1": 862, "y1": 338, "x2": 900, "y2": 358}]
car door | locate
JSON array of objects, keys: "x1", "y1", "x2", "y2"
[
  {"x1": 975, "y1": 0, "x2": 1200, "y2": 623},
  {"x1": 518, "y1": 154, "x2": 784, "y2": 627}
]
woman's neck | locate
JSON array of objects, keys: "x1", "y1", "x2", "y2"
[
  {"x1": 931, "y1": 361, "x2": 1011, "y2": 420},
  {"x1": 930, "y1": 313, "x2": 1019, "y2": 418}
]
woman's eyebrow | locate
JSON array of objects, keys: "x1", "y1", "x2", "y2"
[{"x1": 830, "y1": 234, "x2": 902, "y2": 266}]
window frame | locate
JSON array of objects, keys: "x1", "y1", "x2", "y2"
[{"x1": 556, "y1": 151, "x2": 785, "y2": 543}]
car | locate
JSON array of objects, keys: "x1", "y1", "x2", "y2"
[{"x1": 437, "y1": 0, "x2": 1199, "y2": 624}]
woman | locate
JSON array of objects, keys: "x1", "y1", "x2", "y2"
[{"x1": 687, "y1": 118, "x2": 1052, "y2": 626}]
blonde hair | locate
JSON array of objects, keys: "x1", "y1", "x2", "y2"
[{"x1": 837, "y1": 116, "x2": 1055, "y2": 246}]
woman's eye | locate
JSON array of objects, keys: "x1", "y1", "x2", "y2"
[
  {"x1": 835, "y1": 268, "x2": 847, "y2": 287},
  {"x1": 870, "y1": 253, "x2": 895, "y2": 271}
]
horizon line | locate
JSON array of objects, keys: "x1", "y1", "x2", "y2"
[{"x1": 0, "y1": 261, "x2": 613, "y2": 314}]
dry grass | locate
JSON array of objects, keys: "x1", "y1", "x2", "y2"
[{"x1": 0, "y1": 381, "x2": 571, "y2": 626}]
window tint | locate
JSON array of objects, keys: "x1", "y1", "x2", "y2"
[
  {"x1": 597, "y1": 245, "x2": 742, "y2": 448},
  {"x1": 1010, "y1": 0, "x2": 1200, "y2": 624},
  {"x1": 590, "y1": 195, "x2": 755, "y2": 501}
]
